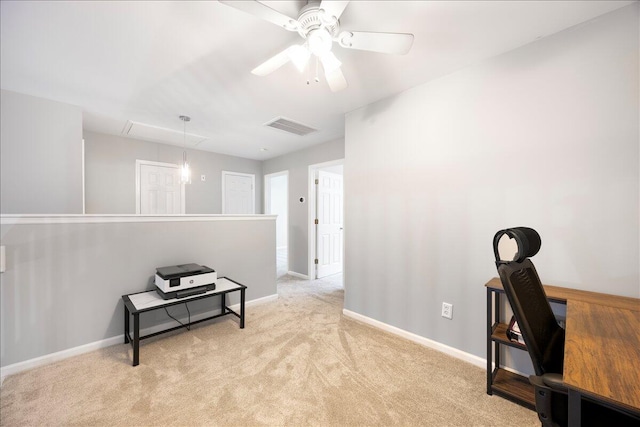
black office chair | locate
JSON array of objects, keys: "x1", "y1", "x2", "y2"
[{"x1": 493, "y1": 227, "x2": 639, "y2": 427}]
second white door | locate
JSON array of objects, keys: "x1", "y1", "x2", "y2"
[
  {"x1": 138, "y1": 162, "x2": 184, "y2": 214},
  {"x1": 316, "y1": 170, "x2": 343, "y2": 278},
  {"x1": 222, "y1": 171, "x2": 255, "y2": 214}
]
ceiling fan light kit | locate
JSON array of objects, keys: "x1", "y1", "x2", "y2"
[
  {"x1": 219, "y1": 0, "x2": 414, "y2": 92},
  {"x1": 308, "y1": 28, "x2": 333, "y2": 56},
  {"x1": 288, "y1": 45, "x2": 311, "y2": 72}
]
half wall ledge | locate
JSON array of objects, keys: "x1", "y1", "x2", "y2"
[{"x1": 0, "y1": 214, "x2": 277, "y2": 225}]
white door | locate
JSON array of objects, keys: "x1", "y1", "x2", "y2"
[
  {"x1": 138, "y1": 162, "x2": 183, "y2": 214},
  {"x1": 316, "y1": 170, "x2": 343, "y2": 278},
  {"x1": 222, "y1": 171, "x2": 255, "y2": 214}
]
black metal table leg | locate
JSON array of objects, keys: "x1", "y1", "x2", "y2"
[
  {"x1": 133, "y1": 313, "x2": 140, "y2": 366},
  {"x1": 568, "y1": 389, "x2": 581, "y2": 427},
  {"x1": 494, "y1": 292, "x2": 501, "y2": 370},
  {"x1": 221, "y1": 293, "x2": 226, "y2": 315},
  {"x1": 486, "y1": 288, "x2": 492, "y2": 394},
  {"x1": 124, "y1": 305, "x2": 130, "y2": 344},
  {"x1": 240, "y1": 288, "x2": 245, "y2": 329}
]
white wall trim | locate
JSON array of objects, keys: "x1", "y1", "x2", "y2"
[
  {"x1": 501, "y1": 365, "x2": 528, "y2": 378},
  {"x1": 0, "y1": 214, "x2": 276, "y2": 225},
  {"x1": 229, "y1": 293, "x2": 278, "y2": 312},
  {"x1": 135, "y1": 159, "x2": 185, "y2": 215},
  {"x1": 287, "y1": 271, "x2": 309, "y2": 280},
  {"x1": 264, "y1": 170, "x2": 289, "y2": 269},
  {"x1": 342, "y1": 309, "x2": 487, "y2": 369},
  {"x1": 308, "y1": 159, "x2": 344, "y2": 280},
  {"x1": 1, "y1": 337, "x2": 121, "y2": 386},
  {"x1": 0, "y1": 293, "x2": 278, "y2": 382},
  {"x1": 222, "y1": 171, "x2": 256, "y2": 214},
  {"x1": 81, "y1": 138, "x2": 86, "y2": 215},
  {"x1": 263, "y1": 170, "x2": 288, "y2": 214}
]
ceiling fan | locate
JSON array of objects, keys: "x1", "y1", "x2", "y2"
[{"x1": 218, "y1": 0, "x2": 414, "y2": 92}]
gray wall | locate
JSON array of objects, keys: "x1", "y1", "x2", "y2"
[
  {"x1": 84, "y1": 131, "x2": 263, "y2": 214},
  {"x1": 344, "y1": 3, "x2": 639, "y2": 375},
  {"x1": 0, "y1": 217, "x2": 276, "y2": 366},
  {"x1": 0, "y1": 90, "x2": 83, "y2": 214},
  {"x1": 263, "y1": 138, "x2": 345, "y2": 275}
]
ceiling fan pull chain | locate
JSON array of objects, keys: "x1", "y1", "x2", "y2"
[{"x1": 315, "y1": 56, "x2": 320, "y2": 83}]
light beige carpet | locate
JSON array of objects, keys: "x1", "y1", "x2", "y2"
[{"x1": 0, "y1": 274, "x2": 539, "y2": 426}]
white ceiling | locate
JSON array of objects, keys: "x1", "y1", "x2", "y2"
[{"x1": 0, "y1": 1, "x2": 633, "y2": 160}]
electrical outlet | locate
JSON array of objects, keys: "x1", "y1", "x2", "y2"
[{"x1": 442, "y1": 302, "x2": 453, "y2": 320}]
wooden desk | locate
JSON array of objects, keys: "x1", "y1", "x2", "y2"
[
  {"x1": 564, "y1": 300, "x2": 640, "y2": 426},
  {"x1": 484, "y1": 277, "x2": 639, "y2": 310},
  {"x1": 485, "y1": 277, "x2": 640, "y2": 413}
]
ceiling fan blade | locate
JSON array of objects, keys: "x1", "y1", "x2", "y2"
[
  {"x1": 325, "y1": 67, "x2": 348, "y2": 92},
  {"x1": 338, "y1": 31, "x2": 414, "y2": 55},
  {"x1": 319, "y1": 0, "x2": 350, "y2": 21},
  {"x1": 319, "y1": 51, "x2": 342, "y2": 74},
  {"x1": 219, "y1": 0, "x2": 299, "y2": 31},
  {"x1": 251, "y1": 47, "x2": 293, "y2": 76}
]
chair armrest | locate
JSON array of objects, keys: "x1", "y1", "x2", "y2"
[{"x1": 530, "y1": 373, "x2": 567, "y2": 393}]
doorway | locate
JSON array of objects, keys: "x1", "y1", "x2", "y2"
[
  {"x1": 308, "y1": 159, "x2": 344, "y2": 281},
  {"x1": 135, "y1": 160, "x2": 185, "y2": 214},
  {"x1": 265, "y1": 171, "x2": 289, "y2": 278}
]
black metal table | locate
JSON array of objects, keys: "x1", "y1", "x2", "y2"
[{"x1": 122, "y1": 277, "x2": 246, "y2": 366}]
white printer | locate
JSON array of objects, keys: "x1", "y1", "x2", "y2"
[{"x1": 155, "y1": 263, "x2": 216, "y2": 299}]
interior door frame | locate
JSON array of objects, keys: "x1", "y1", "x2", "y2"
[
  {"x1": 264, "y1": 170, "x2": 289, "y2": 273},
  {"x1": 135, "y1": 159, "x2": 185, "y2": 214},
  {"x1": 221, "y1": 171, "x2": 255, "y2": 214},
  {"x1": 308, "y1": 159, "x2": 344, "y2": 280},
  {"x1": 264, "y1": 170, "x2": 289, "y2": 222}
]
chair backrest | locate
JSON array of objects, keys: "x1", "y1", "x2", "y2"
[{"x1": 493, "y1": 227, "x2": 565, "y2": 376}]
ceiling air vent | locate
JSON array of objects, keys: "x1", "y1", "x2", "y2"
[{"x1": 264, "y1": 117, "x2": 317, "y2": 136}]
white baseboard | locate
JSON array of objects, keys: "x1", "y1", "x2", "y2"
[
  {"x1": 229, "y1": 293, "x2": 278, "y2": 311},
  {"x1": 0, "y1": 293, "x2": 278, "y2": 383},
  {"x1": 0, "y1": 336, "x2": 123, "y2": 385},
  {"x1": 342, "y1": 309, "x2": 486, "y2": 369},
  {"x1": 287, "y1": 271, "x2": 309, "y2": 280},
  {"x1": 501, "y1": 365, "x2": 528, "y2": 377}
]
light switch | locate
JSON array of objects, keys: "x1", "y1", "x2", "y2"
[{"x1": 201, "y1": 174, "x2": 206, "y2": 182}]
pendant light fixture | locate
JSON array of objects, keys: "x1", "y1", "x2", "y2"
[{"x1": 179, "y1": 115, "x2": 191, "y2": 184}]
